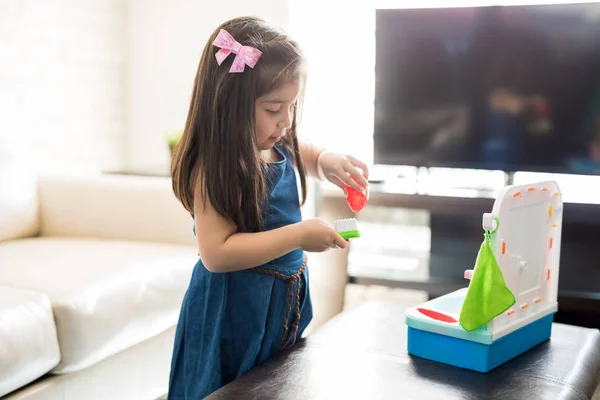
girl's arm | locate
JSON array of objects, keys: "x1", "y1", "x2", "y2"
[
  {"x1": 193, "y1": 173, "x2": 347, "y2": 273},
  {"x1": 297, "y1": 135, "x2": 369, "y2": 191},
  {"x1": 297, "y1": 135, "x2": 325, "y2": 180},
  {"x1": 194, "y1": 180, "x2": 301, "y2": 272}
]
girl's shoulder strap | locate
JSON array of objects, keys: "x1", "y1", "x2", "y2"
[{"x1": 276, "y1": 142, "x2": 295, "y2": 162}]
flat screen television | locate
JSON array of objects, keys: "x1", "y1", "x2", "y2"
[{"x1": 374, "y1": 3, "x2": 600, "y2": 174}]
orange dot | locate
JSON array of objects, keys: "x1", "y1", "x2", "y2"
[
  {"x1": 528, "y1": 187, "x2": 535, "y2": 192},
  {"x1": 547, "y1": 269, "x2": 551, "y2": 280},
  {"x1": 541, "y1": 188, "x2": 549, "y2": 192},
  {"x1": 521, "y1": 304, "x2": 529, "y2": 310},
  {"x1": 513, "y1": 192, "x2": 522, "y2": 198},
  {"x1": 550, "y1": 238, "x2": 553, "y2": 249},
  {"x1": 502, "y1": 241, "x2": 506, "y2": 255}
]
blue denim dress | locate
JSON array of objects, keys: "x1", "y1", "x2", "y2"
[{"x1": 167, "y1": 144, "x2": 313, "y2": 399}]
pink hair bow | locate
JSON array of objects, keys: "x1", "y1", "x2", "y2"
[{"x1": 212, "y1": 29, "x2": 262, "y2": 73}]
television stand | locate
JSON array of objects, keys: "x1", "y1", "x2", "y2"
[{"x1": 317, "y1": 178, "x2": 600, "y2": 329}]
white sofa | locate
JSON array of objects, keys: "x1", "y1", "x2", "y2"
[{"x1": 0, "y1": 158, "x2": 348, "y2": 399}]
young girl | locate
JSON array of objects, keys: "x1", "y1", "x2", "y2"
[{"x1": 168, "y1": 16, "x2": 369, "y2": 399}]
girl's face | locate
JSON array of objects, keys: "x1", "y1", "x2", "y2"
[{"x1": 255, "y1": 80, "x2": 302, "y2": 151}]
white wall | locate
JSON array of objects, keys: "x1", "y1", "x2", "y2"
[
  {"x1": 0, "y1": 0, "x2": 127, "y2": 175},
  {"x1": 0, "y1": 1, "x2": 291, "y2": 174},
  {"x1": 125, "y1": 0, "x2": 290, "y2": 169},
  {"x1": 289, "y1": 0, "x2": 375, "y2": 166}
]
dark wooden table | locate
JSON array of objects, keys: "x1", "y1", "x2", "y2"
[{"x1": 208, "y1": 300, "x2": 600, "y2": 400}]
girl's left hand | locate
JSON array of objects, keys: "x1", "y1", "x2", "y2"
[{"x1": 317, "y1": 151, "x2": 369, "y2": 193}]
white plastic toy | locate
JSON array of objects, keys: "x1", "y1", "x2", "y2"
[
  {"x1": 405, "y1": 181, "x2": 562, "y2": 372},
  {"x1": 334, "y1": 218, "x2": 360, "y2": 240}
]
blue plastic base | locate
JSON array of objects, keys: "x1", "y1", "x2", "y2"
[{"x1": 407, "y1": 313, "x2": 555, "y2": 373}]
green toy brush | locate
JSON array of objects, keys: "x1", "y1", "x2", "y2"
[{"x1": 334, "y1": 218, "x2": 360, "y2": 240}]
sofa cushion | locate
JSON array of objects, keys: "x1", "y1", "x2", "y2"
[
  {"x1": 0, "y1": 147, "x2": 39, "y2": 242},
  {"x1": 0, "y1": 286, "x2": 60, "y2": 397},
  {"x1": 0, "y1": 237, "x2": 197, "y2": 374},
  {"x1": 38, "y1": 174, "x2": 196, "y2": 246}
]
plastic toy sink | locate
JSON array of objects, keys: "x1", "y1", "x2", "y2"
[{"x1": 406, "y1": 181, "x2": 563, "y2": 372}]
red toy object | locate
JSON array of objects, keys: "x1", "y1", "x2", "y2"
[
  {"x1": 417, "y1": 308, "x2": 457, "y2": 324},
  {"x1": 345, "y1": 183, "x2": 369, "y2": 212}
]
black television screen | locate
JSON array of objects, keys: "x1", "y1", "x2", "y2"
[{"x1": 374, "y1": 3, "x2": 600, "y2": 174}]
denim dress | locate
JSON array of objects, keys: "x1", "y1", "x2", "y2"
[{"x1": 167, "y1": 144, "x2": 313, "y2": 399}]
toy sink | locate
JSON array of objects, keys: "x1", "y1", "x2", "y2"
[{"x1": 406, "y1": 181, "x2": 563, "y2": 373}]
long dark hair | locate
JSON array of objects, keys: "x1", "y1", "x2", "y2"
[{"x1": 171, "y1": 16, "x2": 307, "y2": 233}]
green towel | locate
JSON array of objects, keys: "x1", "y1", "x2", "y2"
[{"x1": 459, "y1": 232, "x2": 516, "y2": 332}]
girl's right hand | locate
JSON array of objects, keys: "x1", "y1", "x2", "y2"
[{"x1": 296, "y1": 219, "x2": 348, "y2": 252}]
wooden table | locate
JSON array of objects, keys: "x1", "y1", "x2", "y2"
[{"x1": 208, "y1": 300, "x2": 600, "y2": 400}]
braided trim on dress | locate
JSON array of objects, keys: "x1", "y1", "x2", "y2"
[{"x1": 255, "y1": 255, "x2": 308, "y2": 349}]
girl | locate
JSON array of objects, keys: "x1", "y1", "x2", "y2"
[{"x1": 168, "y1": 16, "x2": 369, "y2": 399}]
